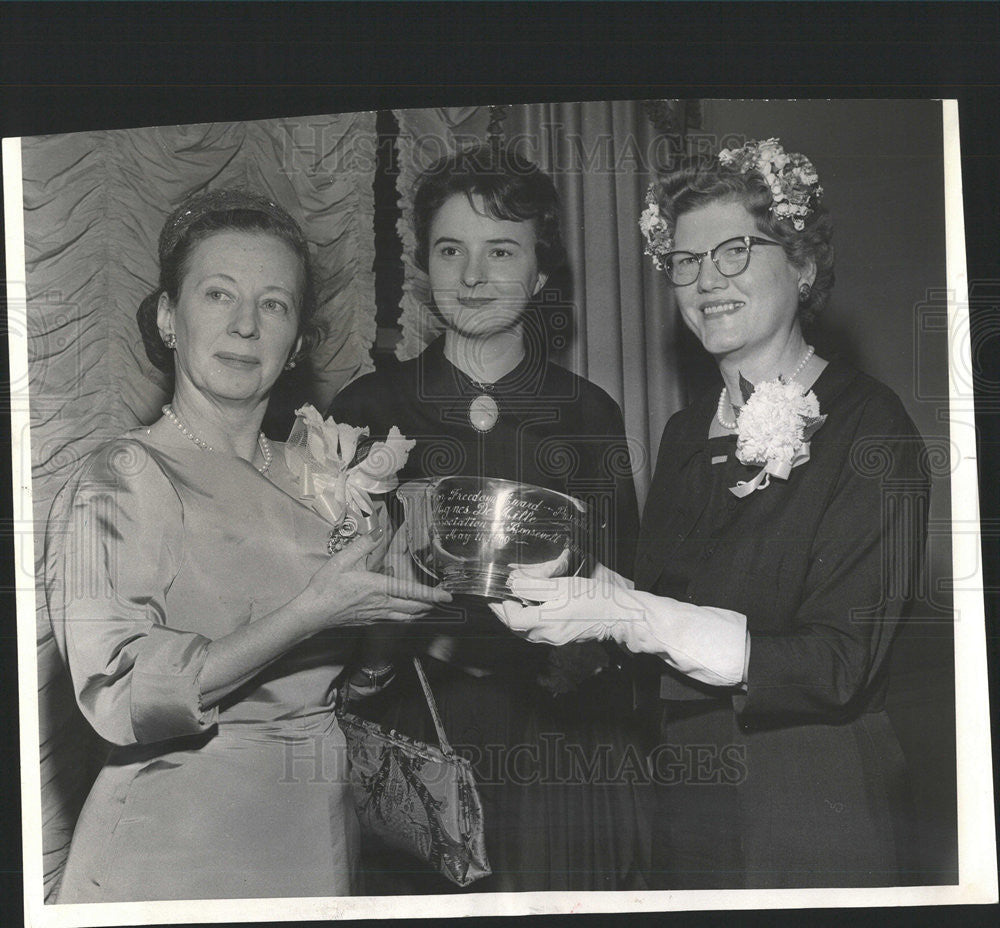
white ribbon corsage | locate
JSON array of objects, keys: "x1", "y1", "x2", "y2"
[
  {"x1": 730, "y1": 375, "x2": 826, "y2": 498},
  {"x1": 284, "y1": 405, "x2": 415, "y2": 542}
]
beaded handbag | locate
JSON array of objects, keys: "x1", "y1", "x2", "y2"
[{"x1": 336, "y1": 657, "x2": 491, "y2": 887}]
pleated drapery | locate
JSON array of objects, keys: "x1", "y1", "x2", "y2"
[
  {"x1": 25, "y1": 102, "x2": 690, "y2": 898},
  {"x1": 22, "y1": 113, "x2": 378, "y2": 900},
  {"x1": 506, "y1": 100, "x2": 691, "y2": 505}
]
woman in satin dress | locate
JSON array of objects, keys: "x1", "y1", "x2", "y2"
[{"x1": 45, "y1": 188, "x2": 449, "y2": 901}]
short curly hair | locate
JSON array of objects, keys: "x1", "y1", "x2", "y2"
[
  {"x1": 137, "y1": 188, "x2": 318, "y2": 375},
  {"x1": 649, "y1": 155, "x2": 834, "y2": 323},
  {"x1": 412, "y1": 143, "x2": 566, "y2": 277}
]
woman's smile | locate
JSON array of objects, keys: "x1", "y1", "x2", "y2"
[{"x1": 700, "y1": 299, "x2": 745, "y2": 318}]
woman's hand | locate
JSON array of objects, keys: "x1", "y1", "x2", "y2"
[
  {"x1": 198, "y1": 518, "x2": 447, "y2": 711},
  {"x1": 301, "y1": 520, "x2": 451, "y2": 632},
  {"x1": 489, "y1": 574, "x2": 630, "y2": 646},
  {"x1": 490, "y1": 574, "x2": 748, "y2": 687}
]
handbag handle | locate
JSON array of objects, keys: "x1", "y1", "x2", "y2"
[{"x1": 412, "y1": 656, "x2": 454, "y2": 756}]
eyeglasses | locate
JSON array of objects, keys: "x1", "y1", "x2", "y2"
[{"x1": 662, "y1": 235, "x2": 783, "y2": 286}]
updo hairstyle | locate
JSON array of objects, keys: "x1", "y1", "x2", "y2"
[{"x1": 137, "y1": 188, "x2": 319, "y2": 374}]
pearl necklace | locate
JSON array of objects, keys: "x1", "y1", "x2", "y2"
[
  {"x1": 161, "y1": 404, "x2": 272, "y2": 474},
  {"x1": 716, "y1": 345, "x2": 815, "y2": 431}
]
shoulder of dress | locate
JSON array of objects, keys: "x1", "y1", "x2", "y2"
[
  {"x1": 330, "y1": 361, "x2": 415, "y2": 418},
  {"x1": 810, "y1": 366, "x2": 930, "y2": 491},
  {"x1": 68, "y1": 436, "x2": 178, "y2": 501},
  {"x1": 664, "y1": 390, "x2": 715, "y2": 436},
  {"x1": 545, "y1": 364, "x2": 623, "y2": 415},
  {"x1": 47, "y1": 436, "x2": 184, "y2": 538},
  {"x1": 820, "y1": 363, "x2": 921, "y2": 438},
  {"x1": 75, "y1": 435, "x2": 155, "y2": 476},
  {"x1": 330, "y1": 369, "x2": 380, "y2": 400}
]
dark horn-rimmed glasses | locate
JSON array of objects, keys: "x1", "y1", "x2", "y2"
[{"x1": 662, "y1": 235, "x2": 783, "y2": 286}]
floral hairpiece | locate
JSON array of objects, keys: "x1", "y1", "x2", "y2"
[
  {"x1": 639, "y1": 138, "x2": 823, "y2": 270},
  {"x1": 717, "y1": 137, "x2": 823, "y2": 231},
  {"x1": 638, "y1": 185, "x2": 674, "y2": 271}
]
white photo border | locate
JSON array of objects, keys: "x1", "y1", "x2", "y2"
[{"x1": 5, "y1": 98, "x2": 996, "y2": 926}]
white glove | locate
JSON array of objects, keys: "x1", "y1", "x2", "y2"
[
  {"x1": 490, "y1": 572, "x2": 748, "y2": 688},
  {"x1": 588, "y1": 561, "x2": 635, "y2": 591},
  {"x1": 490, "y1": 575, "x2": 622, "y2": 644}
]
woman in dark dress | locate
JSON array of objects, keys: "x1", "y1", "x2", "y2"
[
  {"x1": 330, "y1": 144, "x2": 648, "y2": 892},
  {"x1": 494, "y1": 139, "x2": 929, "y2": 889}
]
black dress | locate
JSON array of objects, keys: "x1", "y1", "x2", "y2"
[
  {"x1": 330, "y1": 335, "x2": 648, "y2": 892},
  {"x1": 633, "y1": 359, "x2": 930, "y2": 889}
]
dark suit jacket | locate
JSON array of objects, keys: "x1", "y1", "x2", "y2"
[{"x1": 635, "y1": 359, "x2": 930, "y2": 887}]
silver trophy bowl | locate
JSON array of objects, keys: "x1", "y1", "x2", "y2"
[{"x1": 396, "y1": 476, "x2": 591, "y2": 599}]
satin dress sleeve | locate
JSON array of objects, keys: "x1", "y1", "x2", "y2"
[
  {"x1": 46, "y1": 435, "x2": 362, "y2": 901},
  {"x1": 45, "y1": 439, "x2": 219, "y2": 746}
]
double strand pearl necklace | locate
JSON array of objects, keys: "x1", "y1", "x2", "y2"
[
  {"x1": 716, "y1": 345, "x2": 815, "y2": 431},
  {"x1": 161, "y1": 404, "x2": 273, "y2": 474}
]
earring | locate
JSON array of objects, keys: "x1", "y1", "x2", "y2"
[
  {"x1": 798, "y1": 282, "x2": 812, "y2": 303},
  {"x1": 162, "y1": 332, "x2": 177, "y2": 349},
  {"x1": 284, "y1": 357, "x2": 296, "y2": 371}
]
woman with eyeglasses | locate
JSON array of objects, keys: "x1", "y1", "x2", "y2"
[{"x1": 492, "y1": 140, "x2": 929, "y2": 888}]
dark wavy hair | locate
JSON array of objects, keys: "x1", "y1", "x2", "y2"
[
  {"x1": 649, "y1": 156, "x2": 834, "y2": 323},
  {"x1": 412, "y1": 143, "x2": 566, "y2": 277},
  {"x1": 137, "y1": 188, "x2": 319, "y2": 375}
]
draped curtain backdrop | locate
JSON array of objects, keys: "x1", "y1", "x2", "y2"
[
  {"x1": 505, "y1": 100, "x2": 697, "y2": 506},
  {"x1": 23, "y1": 113, "x2": 378, "y2": 899}
]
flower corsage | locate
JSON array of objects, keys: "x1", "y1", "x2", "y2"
[
  {"x1": 284, "y1": 405, "x2": 416, "y2": 552},
  {"x1": 729, "y1": 374, "x2": 826, "y2": 498}
]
